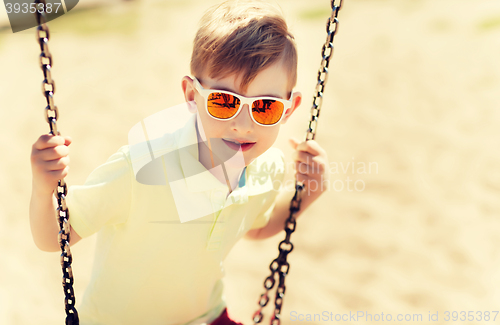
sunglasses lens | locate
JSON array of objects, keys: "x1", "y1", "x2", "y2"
[
  {"x1": 252, "y1": 100, "x2": 284, "y2": 125},
  {"x1": 207, "y1": 93, "x2": 240, "y2": 119}
]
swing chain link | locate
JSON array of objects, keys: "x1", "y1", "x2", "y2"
[
  {"x1": 34, "y1": 2, "x2": 79, "y2": 324},
  {"x1": 308, "y1": 0, "x2": 342, "y2": 141},
  {"x1": 253, "y1": 1, "x2": 342, "y2": 324}
]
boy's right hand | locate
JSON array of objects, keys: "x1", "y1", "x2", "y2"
[{"x1": 31, "y1": 134, "x2": 72, "y2": 195}]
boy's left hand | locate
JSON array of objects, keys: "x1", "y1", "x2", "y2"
[{"x1": 289, "y1": 138, "x2": 329, "y2": 197}]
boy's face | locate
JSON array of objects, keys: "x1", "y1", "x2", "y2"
[{"x1": 182, "y1": 61, "x2": 302, "y2": 167}]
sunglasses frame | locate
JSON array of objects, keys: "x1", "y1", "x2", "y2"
[{"x1": 192, "y1": 77, "x2": 293, "y2": 127}]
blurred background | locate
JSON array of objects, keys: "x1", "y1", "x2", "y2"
[{"x1": 1, "y1": 0, "x2": 499, "y2": 324}]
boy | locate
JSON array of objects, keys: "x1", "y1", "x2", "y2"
[{"x1": 30, "y1": 1, "x2": 329, "y2": 324}]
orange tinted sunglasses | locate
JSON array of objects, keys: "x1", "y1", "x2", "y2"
[{"x1": 193, "y1": 77, "x2": 293, "y2": 126}]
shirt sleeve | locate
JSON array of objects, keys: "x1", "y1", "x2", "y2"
[
  {"x1": 249, "y1": 148, "x2": 286, "y2": 230},
  {"x1": 66, "y1": 146, "x2": 133, "y2": 238}
]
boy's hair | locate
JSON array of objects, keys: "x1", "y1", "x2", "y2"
[{"x1": 191, "y1": 0, "x2": 297, "y2": 94}]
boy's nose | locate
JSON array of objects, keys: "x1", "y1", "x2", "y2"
[{"x1": 231, "y1": 104, "x2": 254, "y2": 133}]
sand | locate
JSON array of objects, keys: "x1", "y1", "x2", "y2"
[{"x1": 0, "y1": 0, "x2": 499, "y2": 324}]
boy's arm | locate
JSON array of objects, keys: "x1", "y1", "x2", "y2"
[
  {"x1": 245, "y1": 139, "x2": 329, "y2": 240},
  {"x1": 30, "y1": 134, "x2": 81, "y2": 252},
  {"x1": 29, "y1": 189, "x2": 81, "y2": 252}
]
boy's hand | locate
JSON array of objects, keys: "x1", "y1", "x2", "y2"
[
  {"x1": 289, "y1": 138, "x2": 329, "y2": 197},
  {"x1": 31, "y1": 134, "x2": 72, "y2": 195}
]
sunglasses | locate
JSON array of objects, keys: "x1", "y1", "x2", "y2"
[{"x1": 193, "y1": 77, "x2": 293, "y2": 126}]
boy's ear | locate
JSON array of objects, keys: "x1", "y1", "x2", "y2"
[
  {"x1": 181, "y1": 76, "x2": 198, "y2": 113},
  {"x1": 281, "y1": 91, "x2": 302, "y2": 124}
]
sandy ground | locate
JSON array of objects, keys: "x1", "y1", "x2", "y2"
[{"x1": 1, "y1": 0, "x2": 500, "y2": 324}]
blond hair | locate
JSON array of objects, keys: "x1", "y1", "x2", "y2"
[{"x1": 190, "y1": 0, "x2": 297, "y2": 93}]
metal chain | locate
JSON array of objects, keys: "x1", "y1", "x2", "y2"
[
  {"x1": 253, "y1": 1, "x2": 343, "y2": 324},
  {"x1": 34, "y1": 2, "x2": 79, "y2": 324}
]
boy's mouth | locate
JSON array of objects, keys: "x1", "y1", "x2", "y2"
[{"x1": 222, "y1": 138, "x2": 256, "y2": 152}]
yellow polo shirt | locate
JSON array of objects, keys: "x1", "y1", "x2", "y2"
[{"x1": 66, "y1": 114, "x2": 285, "y2": 325}]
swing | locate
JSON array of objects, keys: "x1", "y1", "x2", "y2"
[{"x1": 33, "y1": 1, "x2": 344, "y2": 324}]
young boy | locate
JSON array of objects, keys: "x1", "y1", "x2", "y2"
[{"x1": 30, "y1": 1, "x2": 329, "y2": 324}]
